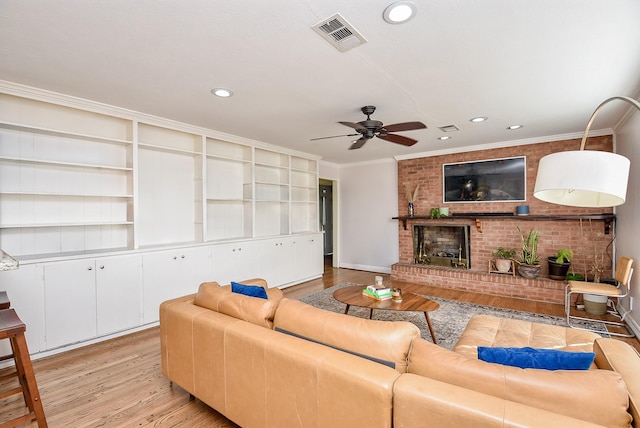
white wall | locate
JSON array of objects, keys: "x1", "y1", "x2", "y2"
[
  {"x1": 319, "y1": 161, "x2": 340, "y2": 181},
  {"x1": 614, "y1": 108, "x2": 640, "y2": 334},
  {"x1": 336, "y1": 160, "x2": 399, "y2": 274}
]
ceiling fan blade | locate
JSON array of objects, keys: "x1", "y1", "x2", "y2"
[
  {"x1": 349, "y1": 137, "x2": 368, "y2": 150},
  {"x1": 310, "y1": 133, "x2": 359, "y2": 141},
  {"x1": 383, "y1": 121, "x2": 427, "y2": 132},
  {"x1": 377, "y1": 133, "x2": 418, "y2": 147},
  {"x1": 339, "y1": 121, "x2": 368, "y2": 132}
]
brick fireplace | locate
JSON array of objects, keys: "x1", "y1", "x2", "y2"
[
  {"x1": 391, "y1": 136, "x2": 616, "y2": 304},
  {"x1": 413, "y1": 224, "x2": 470, "y2": 268}
]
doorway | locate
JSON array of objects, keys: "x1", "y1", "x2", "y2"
[{"x1": 319, "y1": 180, "x2": 335, "y2": 266}]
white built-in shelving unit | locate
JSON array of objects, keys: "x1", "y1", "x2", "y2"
[
  {"x1": 137, "y1": 122, "x2": 204, "y2": 248},
  {"x1": 205, "y1": 137, "x2": 253, "y2": 241},
  {"x1": 0, "y1": 83, "x2": 323, "y2": 357},
  {"x1": 291, "y1": 156, "x2": 319, "y2": 234},
  {"x1": 0, "y1": 90, "x2": 320, "y2": 258},
  {"x1": 254, "y1": 148, "x2": 290, "y2": 237},
  {"x1": 0, "y1": 94, "x2": 134, "y2": 258}
]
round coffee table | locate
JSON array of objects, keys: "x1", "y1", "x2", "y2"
[{"x1": 333, "y1": 285, "x2": 440, "y2": 344}]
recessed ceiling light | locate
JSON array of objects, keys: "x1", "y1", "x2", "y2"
[
  {"x1": 211, "y1": 88, "x2": 233, "y2": 98},
  {"x1": 438, "y1": 136, "x2": 451, "y2": 141},
  {"x1": 507, "y1": 125, "x2": 523, "y2": 130},
  {"x1": 383, "y1": 1, "x2": 417, "y2": 24},
  {"x1": 470, "y1": 116, "x2": 488, "y2": 123}
]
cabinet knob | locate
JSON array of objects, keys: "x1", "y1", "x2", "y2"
[
  {"x1": 173, "y1": 256, "x2": 177, "y2": 260},
  {"x1": 232, "y1": 249, "x2": 236, "y2": 252},
  {"x1": 88, "y1": 267, "x2": 93, "y2": 270},
  {"x1": 99, "y1": 265, "x2": 105, "y2": 269},
  {"x1": 181, "y1": 255, "x2": 185, "y2": 259}
]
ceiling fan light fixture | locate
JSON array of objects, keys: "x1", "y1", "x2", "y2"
[
  {"x1": 507, "y1": 124, "x2": 523, "y2": 130},
  {"x1": 211, "y1": 88, "x2": 233, "y2": 98},
  {"x1": 383, "y1": 1, "x2": 417, "y2": 24},
  {"x1": 438, "y1": 136, "x2": 451, "y2": 141}
]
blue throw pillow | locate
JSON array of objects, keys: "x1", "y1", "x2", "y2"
[
  {"x1": 477, "y1": 347, "x2": 595, "y2": 371},
  {"x1": 231, "y1": 281, "x2": 268, "y2": 300}
]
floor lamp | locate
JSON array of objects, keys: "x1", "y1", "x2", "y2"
[
  {"x1": 534, "y1": 96, "x2": 640, "y2": 336},
  {"x1": 534, "y1": 96, "x2": 639, "y2": 208}
]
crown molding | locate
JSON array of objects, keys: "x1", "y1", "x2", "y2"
[
  {"x1": 0, "y1": 80, "x2": 321, "y2": 161},
  {"x1": 393, "y1": 129, "x2": 614, "y2": 161}
]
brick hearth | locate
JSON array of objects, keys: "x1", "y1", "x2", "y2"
[{"x1": 392, "y1": 263, "x2": 566, "y2": 304}]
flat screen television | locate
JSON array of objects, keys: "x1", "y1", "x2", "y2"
[{"x1": 443, "y1": 156, "x2": 526, "y2": 203}]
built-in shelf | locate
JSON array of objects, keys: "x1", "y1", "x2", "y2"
[
  {"x1": 0, "y1": 90, "x2": 320, "y2": 259},
  {"x1": 392, "y1": 213, "x2": 616, "y2": 234}
]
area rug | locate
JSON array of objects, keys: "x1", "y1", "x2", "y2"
[{"x1": 299, "y1": 283, "x2": 608, "y2": 350}]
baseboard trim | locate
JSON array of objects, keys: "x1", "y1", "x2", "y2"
[
  {"x1": 616, "y1": 303, "x2": 640, "y2": 336},
  {"x1": 340, "y1": 263, "x2": 391, "y2": 274},
  {"x1": 0, "y1": 323, "x2": 160, "y2": 368}
]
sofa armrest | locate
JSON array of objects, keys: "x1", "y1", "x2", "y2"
[
  {"x1": 595, "y1": 338, "x2": 640, "y2": 427},
  {"x1": 394, "y1": 374, "x2": 606, "y2": 428},
  {"x1": 194, "y1": 279, "x2": 283, "y2": 328},
  {"x1": 408, "y1": 338, "x2": 631, "y2": 427}
]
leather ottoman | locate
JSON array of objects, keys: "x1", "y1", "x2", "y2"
[{"x1": 454, "y1": 314, "x2": 601, "y2": 358}]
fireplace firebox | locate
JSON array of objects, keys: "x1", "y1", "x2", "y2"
[{"x1": 413, "y1": 224, "x2": 471, "y2": 269}]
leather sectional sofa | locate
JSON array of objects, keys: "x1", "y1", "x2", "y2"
[{"x1": 160, "y1": 279, "x2": 639, "y2": 427}]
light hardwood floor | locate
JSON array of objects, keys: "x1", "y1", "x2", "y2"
[{"x1": 2, "y1": 260, "x2": 638, "y2": 427}]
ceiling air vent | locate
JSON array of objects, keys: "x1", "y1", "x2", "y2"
[
  {"x1": 312, "y1": 13, "x2": 367, "y2": 52},
  {"x1": 439, "y1": 125, "x2": 460, "y2": 132}
]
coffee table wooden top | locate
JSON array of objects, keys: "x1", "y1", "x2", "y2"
[
  {"x1": 333, "y1": 285, "x2": 440, "y2": 313},
  {"x1": 333, "y1": 285, "x2": 440, "y2": 343}
]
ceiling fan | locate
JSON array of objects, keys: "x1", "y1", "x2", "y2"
[{"x1": 311, "y1": 105, "x2": 427, "y2": 150}]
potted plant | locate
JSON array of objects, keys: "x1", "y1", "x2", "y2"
[
  {"x1": 548, "y1": 248, "x2": 573, "y2": 280},
  {"x1": 516, "y1": 227, "x2": 541, "y2": 279},
  {"x1": 492, "y1": 247, "x2": 516, "y2": 273}
]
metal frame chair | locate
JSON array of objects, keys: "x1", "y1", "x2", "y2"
[{"x1": 565, "y1": 256, "x2": 634, "y2": 337}]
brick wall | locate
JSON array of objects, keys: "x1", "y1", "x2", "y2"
[{"x1": 393, "y1": 136, "x2": 616, "y2": 302}]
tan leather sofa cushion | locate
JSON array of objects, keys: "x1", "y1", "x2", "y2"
[
  {"x1": 409, "y1": 338, "x2": 632, "y2": 427},
  {"x1": 394, "y1": 374, "x2": 606, "y2": 428},
  {"x1": 594, "y1": 338, "x2": 640, "y2": 426},
  {"x1": 193, "y1": 279, "x2": 283, "y2": 329},
  {"x1": 219, "y1": 320, "x2": 399, "y2": 428},
  {"x1": 164, "y1": 294, "x2": 399, "y2": 428},
  {"x1": 454, "y1": 314, "x2": 600, "y2": 359},
  {"x1": 273, "y1": 298, "x2": 420, "y2": 372}
]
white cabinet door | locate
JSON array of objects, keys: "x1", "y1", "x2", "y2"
[
  {"x1": 211, "y1": 241, "x2": 261, "y2": 285},
  {"x1": 142, "y1": 246, "x2": 212, "y2": 324},
  {"x1": 44, "y1": 259, "x2": 97, "y2": 349},
  {"x1": 294, "y1": 233, "x2": 324, "y2": 281},
  {"x1": 0, "y1": 264, "x2": 45, "y2": 354},
  {"x1": 260, "y1": 237, "x2": 296, "y2": 288},
  {"x1": 95, "y1": 254, "x2": 142, "y2": 336}
]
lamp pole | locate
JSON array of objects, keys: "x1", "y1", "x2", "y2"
[{"x1": 579, "y1": 96, "x2": 640, "y2": 150}]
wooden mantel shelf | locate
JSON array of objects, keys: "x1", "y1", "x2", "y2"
[{"x1": 392, "y1": 213, "x2": 615, "y2": 234}]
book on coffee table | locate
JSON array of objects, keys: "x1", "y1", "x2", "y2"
[{"x1": 362, "y1": 285, "x2": 392, "y2": 301}]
